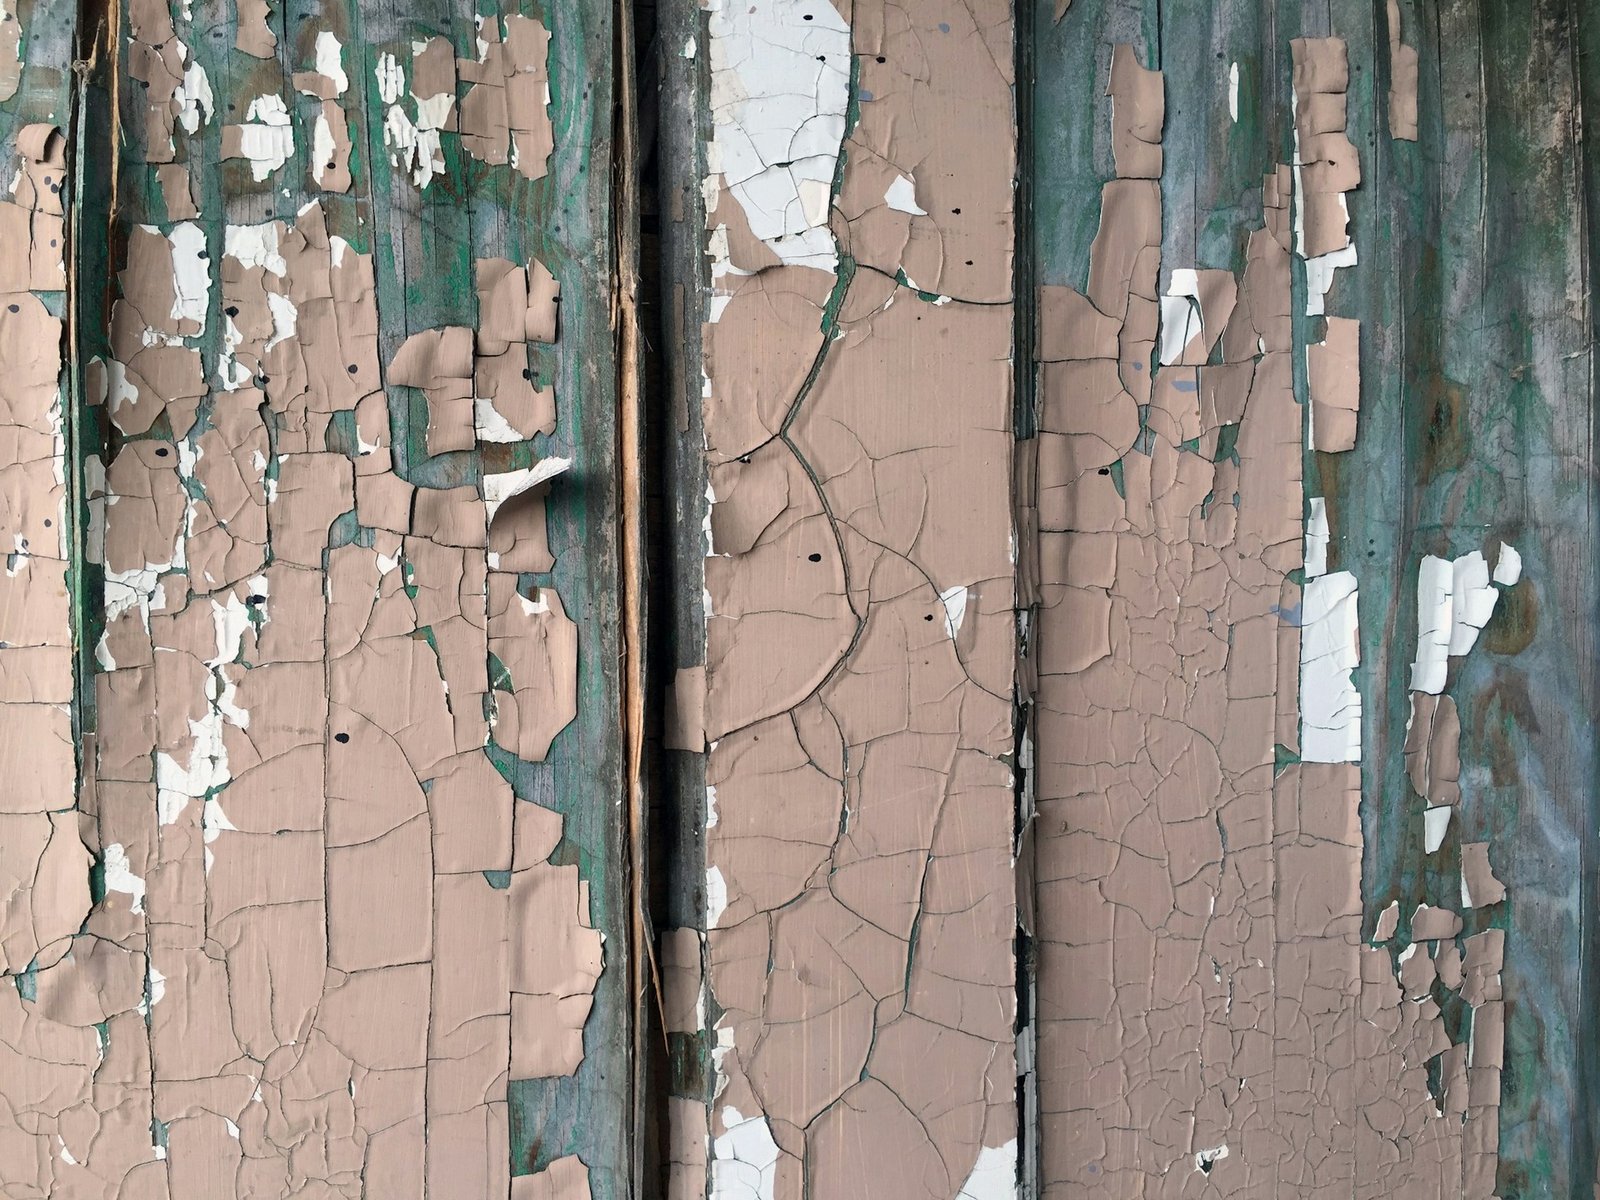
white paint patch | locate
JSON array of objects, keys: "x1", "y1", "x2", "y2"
[
  {"x1": 1158, "y1": 270, "x2": 1204, "y2": 365},
  {"x1": 176, "y1": 61, "x2": 215, "y2": 136},
  {"x1": 483, "y1": 458, "x2": 572, "y2": 527},
  {"x1": 1228, "y1": 62, "x2": 1239, "y2": 122},
  {"x1": 683, "y1": 35, "x2": 697, "y2": 59},
  {"x1": 706, "y1": 0, "x2": 850, "y2": 270},
  {"x1": 939, "y1": 584, "x2": 969, "y2": 639},
  {"x1": 1448, "y1": 550, "x2": 1498, "y2": 656},
  {"x1": 313, "y1": 31, "x2": 349, "y2": 95},
  {"x1": 884, "y1": 173, "x2": 926, "y2": 216},
  {"x1": 958, "y1": 1140, "x2": 1017, "y2": 1200},
  {"x1": 235, "y1": 94, "x2": 295, "y2": 181},
  {"x1": 264, "y1": 291, "x2": 298, "y2": 352},
  {"x1": 375, "y1": 52, "x2": 405, "y2": 104},
  {"x1": 102, "y1": 843, "x2": 146, "y2": 914},
  {"x1": 473, "y1": 395, "x2": 524, "y2": 443},
  {"x1": 1304, "y1": 242, "x2": 1358, "y2": 316},
  {"x1": 1424, "y1": 805, "x2": 1452, "y2": 854},
  {"x1": 224, "y1": 221, "x2": 287, "y2": 275},
  {"x1": 1493, "y1": 541, "x2": 1522, "y2": 586},
  {"x1": 1372, "y1": 899, "x2": 1399, "y2": 944},
  {"x1": 1305, "y1": 496, "x2": 1329, "y2": 578},
  {"x1": 1299, "y1": 570, "x2": 1362, "y2": 762},
  {"x1": 705, "y1": 865, "x2": 728, "y2": 929},
  {"x1": 166, "y1": 222, "x2": 212, "y2": 332},
  {"x1": 1410, "y1": 554, "x2": 1455, "y2": 694},
  {"x1": 1194, "y1": 1145, "x2": 1229, "y2": 1174},
  {"x1": 711, "y1": 1106, "x2": 780, "y2": 1200},
  {"x1": 311, "y1": 111, "x2": 339, "y2": 188}
]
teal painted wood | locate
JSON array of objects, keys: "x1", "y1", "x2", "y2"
[
  {"x1": 80, "y1": 0, "x2": 632, "y2": 1189},
  {"x1": 1031, "y1": 1, "x2": 1595, "y2": 1195},
  {"x1": 344, "y1": 0, "x2": 634, "y2": 1188},
  {"x1": 1328, "y1": 2, "x2": 1595, "y2": 1194}
]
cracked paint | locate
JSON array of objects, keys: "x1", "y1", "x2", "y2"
[
  {"x1": 0, "y1": 0, "x2": 600, "y2": 1171},
  {"x1": 693, "y1": 0, "x2": 1018, "y2": 1195},
  {"x1": 1029, "y1": 34, "x2": 1521, "y2": 1199}
]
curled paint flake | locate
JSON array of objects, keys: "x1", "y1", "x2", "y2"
[{"x1": 313, "y1": 31, "x2": 349, "y2": 96}]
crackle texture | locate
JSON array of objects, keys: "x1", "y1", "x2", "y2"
[
  {"x1": 1029, "y1": 28, "x2": 1520, "y2": 1200},
  {"x1": 0, "y1": 0, "x2": 627, "y2": 1193},
  {"x1": 695, "y1": 0, "x2": 1019, "y2": 1197}
]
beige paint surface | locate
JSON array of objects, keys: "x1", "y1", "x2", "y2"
[
  {"x1": 694, "y1": 0, "x2": 1019, "y2": 1196},
  {"x1": 1031, "y1": 39, "x2": 1507, "y2": 1200},
  {"x1": 0, "y1": 10, "x2": 604, "y2": 1192}
]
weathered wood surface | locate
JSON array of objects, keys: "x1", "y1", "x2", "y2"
[
  {"x1": 1, "y1": 0, "x2": 1596, "y2": 1193},
  {"x1": 1032, "y1": 1, "x2": 1596, "y2": 1197},
  {"x1": 1, "y1": 0, "x2": 633, "y2": 1191}
]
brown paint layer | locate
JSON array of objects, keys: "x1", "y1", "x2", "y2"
[{"x1": 696, "y1": 1, "x2": 1018, "y2": 1196}]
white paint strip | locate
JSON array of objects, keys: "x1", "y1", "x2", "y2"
[
  {"x1": 1300, "y1": 570, "x2": 1362, "y2": 762},
  {"x1": 1304, "y1": 242, "x2": 1358, "y2": 317},
  {"x1": 167, "y1": 222, "x2": 212, "y2": 331},
  {"x1": 1305, "y1": 496, "x2": 1329, "y2": 578},
  {"x1": 704, "y1": 864, "x2": 728, "y2": 929},
  {"x1": 1158, "y1": 268, "x2": 1204, "y2": 365},
  {"x1": 102, "y1": 843, "x2": 147, "y2": 914},
  {"x1": 1410, "y1": 554, "x2": 1455, "y2": 695},
  {"x1": 706, "y1": 0, "x2": 850, "y2": 270},
  {"x1": 235, "y1": 94, "x2": 295, "y2": 181}
]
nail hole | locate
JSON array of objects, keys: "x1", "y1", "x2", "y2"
[
  {"x1": 875, "y1": 55, "x2": 885, "y2": 62},
  {"x1": 335, "y1": 732, "x2": 350, "y2": 743},
  {"x1": 347, "y1": 363, "x2": 358, "y2": 373},
  {"x1": 807, "y1": 552, "x2": 822, "y2": 562},
  {"x1": 6, "y1": 304, "x2": 16, "y2": 313},
  {"x1": 155, "y1": 447, "x2": 170, "y2": 457},
  {"x1": 1098, "y1": 467, "x2": 1110, "y2": 475},
  {"x1": 225, "y1": 306, "x2": 239, "y2": 317},
  {"x1": 248, "y1": 594, "x2": 266, "y2": 605},
  {"x1": 924, "y1": 613, "x2": 934, "y2": 621}
]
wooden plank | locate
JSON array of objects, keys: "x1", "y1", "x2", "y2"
[
  {"x1": 7, "y1": 0, "x2": 630, "y2": 1196},
  {"x1": 1031, "y1": 1, "x2": 1596, "y2": 1196}
]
